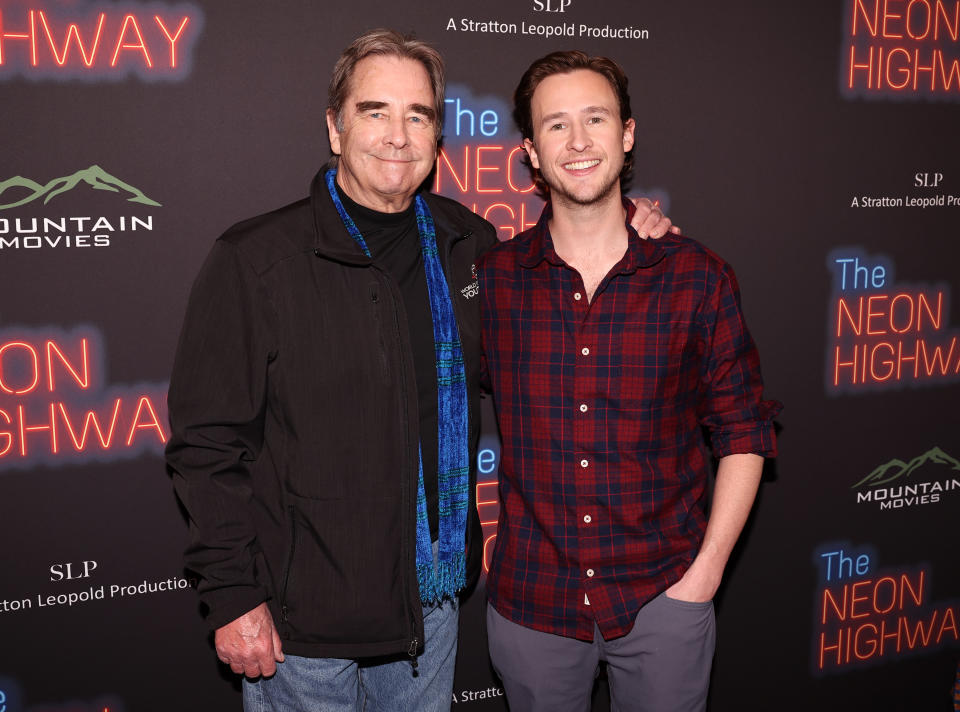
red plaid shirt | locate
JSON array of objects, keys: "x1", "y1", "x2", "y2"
[{"x1": 479, "y1": 200, "x2": 780, "y2": 641}]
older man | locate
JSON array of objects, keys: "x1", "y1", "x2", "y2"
[{"x1": 166, "y1": 30, "x2": 672, "y2": 711}]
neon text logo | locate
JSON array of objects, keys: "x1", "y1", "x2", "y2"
[
  {"x1": 813, "y1": 543, "x2": 959, "y2": 672},
  {"x1": 0, "y1": 3, "x2": 203, "y2": 81},
  {"x1": 0, "y1": 326, "x2": 168, "y2": 469},
  {"x1": 843, "y1": 0, "x2": 960, "y2": 98},
  {"x1": 826, "y1": 249, "x2": 960, "y2": 392}
]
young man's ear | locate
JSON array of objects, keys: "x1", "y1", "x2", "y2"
[
  {"x1": 522, "y1": 138, "x2": 540, "y2": 170},
  {"x1": 622, "y1": 118, "x2": 635, "y2": 153}
]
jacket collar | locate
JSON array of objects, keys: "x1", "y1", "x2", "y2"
[
  {"x1": 309, "y1": 170, "x2": 464, "y2": 264},
  {"x1": 518, "y1": 197, "x2": 666, "y2": 272}
]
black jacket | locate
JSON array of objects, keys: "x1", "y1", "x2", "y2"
[{"x1": 165, "y1": 171, "x2": 496, "y2": 658}]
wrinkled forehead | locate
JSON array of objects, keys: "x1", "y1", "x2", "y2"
[{"x1": 344, "y1": 55, "x2": 436, "y2": 107}]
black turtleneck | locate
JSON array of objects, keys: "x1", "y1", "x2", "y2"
[{"x1": 336, "y1": 183, "x2": 439, "y2": 541}]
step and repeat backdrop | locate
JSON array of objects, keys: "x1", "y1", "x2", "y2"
[{"x1": 1, "y1": 1, "x2": 958, "y2": 710}]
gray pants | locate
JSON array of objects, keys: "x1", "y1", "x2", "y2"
[{"x1": 487, "y1": 593, "x2": 716, "y2": 712}]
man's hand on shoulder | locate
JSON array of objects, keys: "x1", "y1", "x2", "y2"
[
  {"x1": 628, "y1": 197, "x2": 680, "y2": 239},
  {"x1": 215, "y1": 601, "x2": 285, "y2": 678}
]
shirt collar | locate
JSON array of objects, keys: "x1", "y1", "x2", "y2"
[{"x1": 518, "y1": 196, "x2": 666, "y2": 271}]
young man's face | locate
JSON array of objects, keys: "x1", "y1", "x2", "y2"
[
  {"x1": 524, "y1": 69, "x2": 635, "y2": 209},
  {"x1": 326, "y1": 55, "x2": 438, "y2": 213}
]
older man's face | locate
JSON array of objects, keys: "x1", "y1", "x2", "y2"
[{"x1": 326, "y1": 55, "x2": 438, "y2": 213}]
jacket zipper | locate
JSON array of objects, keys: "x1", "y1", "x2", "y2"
[{"x1": 280, "y1": 505, "x2": 296, "y2": 625}]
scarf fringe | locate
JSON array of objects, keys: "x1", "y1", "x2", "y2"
[{"x1": 418, "y1": 552, "x2": 466, "y2": 604}]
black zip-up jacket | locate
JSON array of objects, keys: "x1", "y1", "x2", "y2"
[{"x1": 165, "y1": 171, "x2": 496, "y2": 658}]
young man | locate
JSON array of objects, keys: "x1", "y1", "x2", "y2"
[
  {"x1": 165, "y1": 32, "x2": 674, "y2": 711},
  {"x1": 479, "y1": 51, "x2": 781, "y2": 712}
]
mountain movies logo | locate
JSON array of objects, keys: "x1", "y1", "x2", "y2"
[
  {"x1": 0, "y1": 166, "x2": 158, "y2": 249},
  {"x1": 852, "y1": 446, "x2": 960, "y2": 510}
]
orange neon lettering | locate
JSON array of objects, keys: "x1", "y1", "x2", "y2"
[
  {"x1": 900, "y1": 570, "x2": 924, "y2": 607},
  {"x1": 519, "y1": 201, "x2": 538, "y2": 233},
  {"x1": 850, "y1": 580, "x2": 872, "y2": 618},
  {"x1": 872, "y1": 576, "x2": 898, "y2": 614},
  {"x1": 889, "y1": 293, "x2": 914, "y2": 333},
  {"x1": 435, "y1": 146, "x2": 469, "y2": 193},
  {"x1": 896, "y1": 339, "x2": 920, "y2": 379},
  {"x1": 0, "y1": 10, "x2": 38, "y2": 66},
  {"x1": 46, "y1": 339, "x2": 90, "y2": 391},
  {"x1": 935, "y1": 0, "x2": 960, "y2": 39},
  {"x1": 834, "y1": 346, "x2": 857, "y2": 386},
  {"x1": 153, "y1": 15, "x2": 189, "y2": 68},
  {"x1": 906, "y1": 0, "x2": 932, "y2": 38},
  {"x1": 849, "y1": 44, "x2": 875, "y2": 88},
  {"x1": 879, "y1": 617, "x2": 901, "y2": 655},
  {"x1": 837, "y1": 297, "x2": 863, "y2": 336},
  {"x1": 482, "y1": 203, "x2": 516, "y2": 239},
  {"x1": 125, "y1": 395, "x2": 166, "y2": 445},
  {"x1": 819, "y1": 630, "x2": 842, "y2": 668},
  {"x1": 110, "y1": 15, "x2": 153, "y2": 68},
  {"x1": 870, "y1": 342, "x2": 895, "y2": 381},
  {"x1": 886, "y1": 47, "x2": 912, "y2": 89},
  {"x1": 902, "y1": 611, "x2": 938, "y2": 647},
  {"x1": 506, "y1": 146, "x2": 536, "y2": 193},
  {"x1": 59, "y1": 400, "x2": 121, "y2": 451},
  {"x1": 37, "y1": 11, "x2": 105, "y2": 67},
  {"x1": 919, "y1": 337, "x2": 957, "y2": 375},
  {"x1": 853, "y1": 0, "x2": 880, "y2": 35},
  {"x1": 476, "y1": 481, "x2": 499, "y2": 526},
  {"x1": 866, "y1": 295, "x2": 888, "y2": 335},
  {"x1": 882, "y1": 0, "x2": 905, "y2": 38},
  {"x1": 475, "y1": 146, "x2": 504, "y2": 194},
  {"x1": 0, "y1": 342, "x2": 40, "y2": 395},
  {"x1": 936, "y1": 50, "x2": 960, "y2": 90},
  {"x1": 917, "y1": 292, "x2": 943, "y2": 330},
  {"x1": 0, "y1": 408, "x2": 11, "y2": 457},
  {"x1": 936, "y1": 607, "x2": 959, "y2": 643},
  {"x1": 913, "y1": 48, "x2": 937, "y2": 90},
  {"x1": 822, "y1": 586, "x2": 848, "y2": 623},
  {"x1": 483, "y1": 533, "x2": 497, "y2": 573},
  {"x1": 18, "y1": 403, "x2": 57, "y2": 456},
  {"x1": 854, "y1": 623, "x2": 878, "y2": 659}
]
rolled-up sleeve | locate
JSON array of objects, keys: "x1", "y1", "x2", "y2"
[{"x1": 697, "y1": 262, "x2": 781, "y2": 459}]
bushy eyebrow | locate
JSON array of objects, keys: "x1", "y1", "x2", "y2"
[
  {"x1": 354, "y1": 100, "x2": 436, "y2": 122},
  {"x1": 409, "y1": 103, "x2": 436, "y2": 121},
  {"x1": 355, "y1": 100, "x2": 388, "y2": 112}
]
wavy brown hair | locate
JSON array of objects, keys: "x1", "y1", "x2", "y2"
[{"x1": 513, "y1": 50, "x2": 634, "y2": 191}]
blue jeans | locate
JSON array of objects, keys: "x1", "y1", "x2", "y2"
[{"x1": 242, "y1": 597, "x2": 459, "y2": 712}]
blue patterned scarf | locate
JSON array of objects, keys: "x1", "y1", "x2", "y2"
[{"x1": 326, "y1": 169, "x2": 468, "y2": 603}]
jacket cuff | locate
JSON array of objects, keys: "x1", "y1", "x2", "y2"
[{"x1": 202, "y1": 585, "x2": 270, "y2": 632}]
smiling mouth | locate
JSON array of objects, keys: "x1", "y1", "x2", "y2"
[{"x1": 563, "y1": 159, "x2": 600, "y2": 170}]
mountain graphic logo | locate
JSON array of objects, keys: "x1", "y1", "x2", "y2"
[
  {"x1": 0, "y1": 166, "x2": 161, "y2": 210},
  {"x1": 852, "y1": 446, "x2": 960, "y2": 489}
]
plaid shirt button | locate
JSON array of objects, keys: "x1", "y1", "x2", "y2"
[
  {"x1": 574, "y1": 292, "x2": 582, "y2": 301},
  {"x1": 586, "y1": 569, "x2": 595, "y2": 577},
  {"x1": 479, "y1": 197, "x2": 780, "y2": 642}
]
